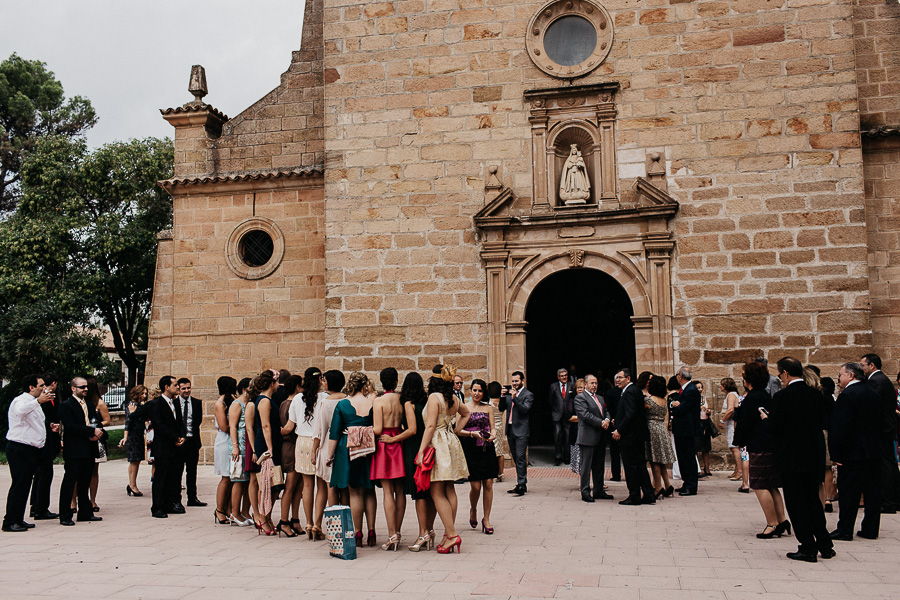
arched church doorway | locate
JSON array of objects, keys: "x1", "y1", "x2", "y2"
[{"x1": 524, "y1": 268, "x2": 635, "y2": 446}]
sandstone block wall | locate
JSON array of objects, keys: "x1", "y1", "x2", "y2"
[{"x1": 322, "y1": 0, "x2": 872, "y2": 383}]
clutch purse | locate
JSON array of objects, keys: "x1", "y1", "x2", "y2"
[
  {"x1": 271, "y1": 464, "x2": 284, "y2": 488},
  {"x1": 229, "y1": 456, "x2": 243, "y2": 479},
  {"x1": 414, "y1": 446, "x2": 435, "y2": 492},
  {"x1": 347, "y1": 425, "x2": 375, "y2": 460}
]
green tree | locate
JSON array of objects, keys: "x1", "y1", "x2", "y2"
[
  {"x1": 0, "y1": 53, "x2": 96, "y2": 212},
  {"x1": 17, "y1": 135, "x2": 174, "y2": 387}
]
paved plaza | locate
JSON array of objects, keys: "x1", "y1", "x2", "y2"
[{"x1": 1, "y1": 460, "x2": 898, "y2": 600}]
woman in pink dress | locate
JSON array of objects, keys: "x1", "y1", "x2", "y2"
[{"x1": 371, "y1": 367, "x2": 406, "y2": 550}]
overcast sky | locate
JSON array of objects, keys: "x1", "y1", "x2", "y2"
[{"x1": 0, "y1": 1, "x2": 305, "y2": 147}]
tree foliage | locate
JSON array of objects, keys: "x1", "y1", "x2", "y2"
[{"x1": 0, "y1": 53, "x2": 97, "y2": 212}]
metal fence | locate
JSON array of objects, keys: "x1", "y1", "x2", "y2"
[{"x1": 102, "y1": 386, "x2": 127, "y2": 411}]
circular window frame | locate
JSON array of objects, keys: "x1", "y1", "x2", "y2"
[
  {"x1": 225, "y1": 217, "x2": 285, "y2": 280},
  {"x1": 526, "y1": 0, "x2": 614, "y2": 80}
]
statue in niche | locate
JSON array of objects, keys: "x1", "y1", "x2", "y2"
[{"x1": 559, "y1": 144, "x2": 591, "y2": 204}]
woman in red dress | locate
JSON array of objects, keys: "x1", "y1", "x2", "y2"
[{"x1": 371, "y1": 367, "x2": 406, "y2": 550}]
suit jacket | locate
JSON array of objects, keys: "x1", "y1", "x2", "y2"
[
  {"x1": 769, "y1": 380, "x2": 825, "y2": 476},
  {"x1": 499, "y1": 387, "x2": 534, "y2": 438},
  {"x1": 40, "y1": 392, "x2": 61, "y2": 456},
  {"x1": 59, "y1": 396, "x2": 99, "y2": 460},
  {"x1": 867, "y1": 370, "x2": 898, "y2": 437},
  {"x1": 829, "y1": 381, "x2": 882, "y2": 464},
  {"x1": 548, "y1": 378, "x2": 576, "y2": 422},
  {"x1": 147, "y1": 395, "x2": 184, "y2": 460},
  {"x1": 670, "y1": 381, "x2": 702, "y2": 438},
  {"x1": 614, "y1": 383, "x2": 649, "y2": 443},
  {"x1": 574, "y1": 390, "x2": 609, "y2": 446},
  {"x1": 177, "y1": 396, "x2": 203, "y2": 449}
]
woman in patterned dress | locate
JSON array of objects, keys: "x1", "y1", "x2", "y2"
[
  {"x1": 416, "y1": 366, "x2": 470, "y2": 554},
  {"x1": 645, "y1": 375, "x2": 676, "y2": 499}
]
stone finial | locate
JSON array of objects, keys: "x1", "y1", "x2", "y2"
[{"x1": 188, "y1": 65, "x2": 208, "y2": 104}]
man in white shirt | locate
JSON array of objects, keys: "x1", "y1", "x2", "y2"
[{"x1": 3, "y1": 375, "x2": 55, "y2": 532}]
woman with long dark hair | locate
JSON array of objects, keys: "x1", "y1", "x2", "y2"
[
  {"x1": 120, "y1": 385, "x2": 149, "y2": 497},
  {"x1": 228, "y1": 377, "x2": 254, "y2": 527},
  {"x1": 460, "y1": 378, "x2": 498, "y2": 534},
  {"x1": 417, "y1": 366, "x2": 470, "y2": 554},
  {"x1": 283, "y1": 367, "x2": 328, "y2": 538},
  {"x1": 734, "y1": 361, "x2": 789, "y2": 539},
  {"x1": 276, "y1": 374, "x2": 303, "y2": 537},
  {"x1": 246, "y1": 370, "x2": 278, "y2": 535},
  {"x1": 86, "y1": 378, "x2": 109, "y2": 512},
  {"x1": 212, "y1": 376, "x2": 237, "y2": 524}
]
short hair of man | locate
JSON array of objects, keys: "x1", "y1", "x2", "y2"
[
  {"x1": 677, "y1": 366, "x2": 692, "y2": 381},
  {"x1": 754, "y1": 356, "x2": 769, "y2": 366},
  {"x1": 176, "y1": 377, "x2": 191, "y2": 386},
  {"x1": 380, "y1": 367, "x2": 398, "y2": 391},
  {"x1": 618, "y1": 368, "x2": 632, "y2": 380},
  {"x1": 742, "y1": 361, "x2": 770, "y2": 390},
  {"x1": 43, "y1": 373, "x2": 58, "y2": 386},
  {"x1": 861, "y1": 353, "x2": 882, "y2": 370},
  {"x1": 323, "y1": 369, "x2": 345, "y2": 393},
  {"x1": 22, "y1": 374, "x2": 41, "y2": 392},
  {"x1": 841, "y1": 362, "x2": 865, "y2": 381},
  {"x1": 512, "y1": 370, "x2": 525, "y2": 380},
  {"x1": 557, "y1": 368, "x2": 568, "y2": 376},
  {"x1": 159, "y1": 375, "x2": 175, "y2": 391},
  {"x1": 776, "y1": 357, "x2": 804, "y2": 378}
]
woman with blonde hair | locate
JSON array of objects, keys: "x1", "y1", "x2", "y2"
[
  {"x1": 120, "y1": 385, "x2": 149, "y2": 497},
  {"x1": 416, "y1": 366, "x2": 471, "y2": 554}
]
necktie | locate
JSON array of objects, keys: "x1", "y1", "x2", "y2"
[
  {"x1": 591, "y1": 393, "x2": 604, "y2": 417},
  {"x1": 77, "y1": 398, "x2": 89, "y2": 425},
  {"x1": 561, "y1": 384, "x2": 566, "y2": 397}
]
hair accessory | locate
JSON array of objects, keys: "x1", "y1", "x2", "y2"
[{"x1": 440, "y1": 365, "x2": 457, "y2": 382}]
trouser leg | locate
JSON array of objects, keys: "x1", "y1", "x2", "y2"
[
  {"x1": 171, "y1": 450, "x2": 185, "y2": 506},
  {"x1": 510, "y1": 435, "x2": 528, "y2": 486},
  {"x1": 836, "y1": 464, "x2": 861, "y2": 535},
  {"x1": 151, "y1": 456, "x2": 171, "y2": 514},
  {"x1": 860, "y1": 459, "x2": 882, "y2": 537},
  {"x1": 609, "y1": 440, "x2": 621, "y2": 479},
  {"x1": 579, "y1": 444, "x2": 593, "y2": 495},
  {"x1": 783, "y1": 475, "x2": 815, "y2": 553},
  {"x1": 674, "y1": 435, "x2": 698, "y2": 492},
  {"x1": 4, "y1": 442, "x2": 38, "y2": 526},
  {"x1": 30, "y1": 450, "x2": 53, "y2": 514},
  {"x1": 591, "y1": 443, "x2": 605, "y2": 494},
  {"x1": 74, "y1": 459, "x2": 93, "y2": 520},
  {"x1": 185, "y1": 444, "x2": 199, "y2": 501}
]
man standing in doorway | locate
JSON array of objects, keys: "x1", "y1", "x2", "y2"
[
  {"x1": 501, "y1": 371, "x2": 534, "y2": 496},
  {"x1": 549, "y1": 368, "x2": 575, "y2": 466},
  {"x1": 611, "y1": 369, "x2": 655, "y2": 505},
  {"x1": 175, "y1": 378, "x2": 206, "y2": 507},
  {"x1": 574, "y1": 374, "x2": 613, "y2": 502}
]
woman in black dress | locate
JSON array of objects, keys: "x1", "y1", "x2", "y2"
[
  {"x1": 733, "y1": 361, "x2": 789, "y2": 539},
  {"x1": 459, "y1": 378, "x2": 498, "y2": 534},
  {"x1": 120, "y1": 385, "x2": 149, "y2": 497}
]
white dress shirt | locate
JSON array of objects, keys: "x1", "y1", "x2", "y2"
[
  {"x1": 6, "y1": 392, "x2": 46, "y2": 448},
  {"x1": 181, "y1": 396, "x2": 193, "y2": 437}
]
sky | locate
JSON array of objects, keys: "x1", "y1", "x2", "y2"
[{"x1": 0, "y1": 0, "x2": 305, "y2": 147}]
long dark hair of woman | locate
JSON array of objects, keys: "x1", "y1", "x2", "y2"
[
  {"x1": 400, "y1": 372, "x2": 427, "y2": 430},
  {"x1": 86, "y1": 378, "x2": 102, "y2": 409},
  {"x1": 248, "y1": 370, "x2": 276, "y2": 400},
  {"x1": 302, "y1": 366, "x2": 322, "y2": 422},
  {"x1": 217, "y1": 376, "x2": 237, "y2": 408},
  {"x1": 486, "y1": 381, "x2": 502, "y2": 400}
]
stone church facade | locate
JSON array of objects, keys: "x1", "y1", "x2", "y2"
[{"x1": 147, "y1": 0, "x2": 900, "y2": 453}]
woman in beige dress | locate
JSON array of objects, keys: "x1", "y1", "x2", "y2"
[{"x1": 416, "y1": 366, "x2": 470, "y2": 554}]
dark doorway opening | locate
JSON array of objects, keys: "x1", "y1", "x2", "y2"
[{"x1": 524, "y1": 267, "x2": 636, "y2": 446}]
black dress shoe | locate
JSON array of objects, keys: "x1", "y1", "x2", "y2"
[
  {"x1": 1, "y1": 522, "x2": 28, "y2": 532},
  {"x1": 618, "y1": 498, "x2": 642, "y2": 506},
  {"x1": 77, "y1": 515, "x2": 102, "y2": 522},
  {"x1": 554, "y1": 459, "x2": 562, "y2": 466},
  {"x1": 151, "y1": 511, "x2": 168, "y2": 519},
  {"x1": 678, "y1": 490, "x2": 697, "y2": 496},
  {"x1": 581, "y1": 494, "x2": 595, "y2": 503},
  {"x1": 856, "y1": 530, "x2": 878, "y2": 540},
  {"x1": 819, "y1": 548, "x2": 836, "y2": 559},
  {"x1": 32, "y1": 511, "x2": 58, "y2": 520},
  {"x1": 169, "y1": 504, "x2": 186, "y2": 514},
  {"x1": 786, "y1": 550, "x2": 817, "y2": 563},
  {"x1": 640, "y1": 497, "x2": 656, "y2": 505},
  {"x1": 829, "y1": 529, "x2": 853, "y2": 541},
  {"x1": 59, "y1": 518, "x2": 75, "y2": 526},
  {"x1": 18, "y1": 521, "x2": 35, "y2": 529},
  {"x1": 187, "y1": 499, "x2": 208, "y2": 507},
  {"x1": 593, "y1": 492, "x2": 614, "y2": 500},
  {"x1": 513, "y1": 486, "x2": 526, "y2": 496}
]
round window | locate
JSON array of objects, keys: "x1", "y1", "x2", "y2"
[
  {"x1": 239, "y1": 229, "x2": 274, "y2": 267},
  {"x1": 543, "y1": 16, "x2": 597, "y2": 67}
]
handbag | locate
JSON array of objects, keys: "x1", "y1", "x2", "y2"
[
  {"x1": 229, "y1": 456, "x2": 243, "y2": 479},
  {"x1": 323, "y1": 504, "x2": 357, "y2": 560},
  {"x1": 413, "y1": 446, "x2": 435, "y2": 492},
  {"x1": 347, "y1": 425, "x2": 375, "y2": 460},
  {"x1": 705, "y1": 419, "x2": 720, "y2": 438},
  {"x1": 271, "y1": 464, "x2": 284, "y2": 488}
]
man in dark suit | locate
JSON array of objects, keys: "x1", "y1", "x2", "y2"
[
  {"x1": 769, "y1": 357, "x2": 834, "y2": 562},
  {"x1": 175, "y1": 377, "x2": 206, "y2": 507},
  {"x1": 58, "y1": 377, "x2": 104, "y2": 526},
  {"x1": 829, "y1": 362, "x2": 883, "y2": 541},
  {"x1": 671, "y1": 367, "x2": 702, "y2": 496},
  {"x1": 500, "y1": 370, "x2": 534, "y2": 496},
  {"x1": 147, "y1": 376, "x2": 185, "y2": 518},
  {"x1": 574, "y1": 374, "x2": 613, "y2": 502},
  {"x1": 860, "y1": 353, "x2": 900, "y2": 514},
  {"x1": 549, "y1": 368, "x2": 575, "y2": 465},
  {"x1": 452, "y1": 374, "x2": 465, "y2": 405},
  {"x1": 611, "y1": 368, "x2": 654, "y2": 505},
  {"x1": 29, "y1": 373, "x2": 60, "y2": 520}
]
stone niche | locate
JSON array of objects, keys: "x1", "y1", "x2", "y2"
[{"x1": 525, "y1": 82, "x2": 619, "y2": 210}]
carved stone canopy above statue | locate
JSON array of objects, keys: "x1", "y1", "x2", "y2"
[{"x1": 525, "y1": 83, "x2": 619, "y2": 211}]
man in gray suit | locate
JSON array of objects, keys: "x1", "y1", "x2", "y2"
[
  {"x1": 548, "y1": 368, "x2": 575, "y2": 465},
  {"x1": 500, "y1": 370, "x2": 534, "y2": 496},
  {"x1": 575, "y1": 375, "x2": 613, "y2": 502}
]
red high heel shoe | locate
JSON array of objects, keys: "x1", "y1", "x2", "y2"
[
  {"x1": 481, "y1": 519, "x2": 494, "y2": 535},
  {"x1": 437, "y1": 535, "x2": 462, "y2": 554},
  {"x1": 355, "y1": 530, "x2": 363, "y2": 547},
  {"x1": 254, "y1": 517, "x2": 275, "y2": 536},
  {"x1": 367, "y1": 529, "x2": 377, "y2": 547}
]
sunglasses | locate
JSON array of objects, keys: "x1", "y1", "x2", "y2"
[{"x1": 74, "y1": 385, "x2": 89, "y2": 389}]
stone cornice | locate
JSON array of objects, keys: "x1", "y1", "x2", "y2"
[{"x1": 158, "y1": 166, "x2": 324, "y2": 194}]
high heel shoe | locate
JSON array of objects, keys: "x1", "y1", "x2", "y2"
[
  {"x1": 289, "y1": 518, "x2": 304, "y2": 536},
  {"x1": 408, "y1": 534, "x2": 433, "y2": 552},
  {"x1": 774, "y1": 520, "x2": 792, "y2": 536},
  {"x1": 277, "y1": 520, "x2": 298, "y2": 537},
  {"x1": 367, "y1": 529, "x2": 377, "y2": 547},
  {"x1": 126, "y1": 485, "x2": 143, "y2": 497},
  {"x1": 654, "y1": 488, "x2": 665, "y2": 500},
  {"x1": 756, "y1": 524, "x2": 780, "y2": 539},
  {"x1": 228, "y1": 514, "x2": 252, "y2": 527},
  {"x1": 469, "y1": 508, "x2": 478, "y2": 529},
  {"x1": 254, "y1": 517, "x2": 275, "y2": 536},
  {"x1": 305, "y1": 525, "x2": 313, "y2": 540},
  {"x1": 355, "y1": 530, "x2": 363, "y2": 547},
  {"x1": 213, "y1": 508, "x2": 229, "y2": 524},
  {"x1": 381, "y1": 533, "x2": 401, "y2": 551},
  {"x1": 436, "y1": 535, "x2": 462, "y2": 554},
  {"x1": 481, "y1": 518, "x2": 494, "y2": 535},
  {"x1": 312, "y1": 525, "x2": 326, "y2": 540},
  {"x1": 663, "y1": 486, "x2": 674, "y2": 498}
]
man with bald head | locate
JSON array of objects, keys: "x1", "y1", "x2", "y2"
[{"x1": 58, "y1": 377, "x2": 104, "y2": 526}]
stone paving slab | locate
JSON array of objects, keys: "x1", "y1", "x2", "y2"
[{"x1": 0, "y1": 461, "x2": 897, "y2": 599}]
